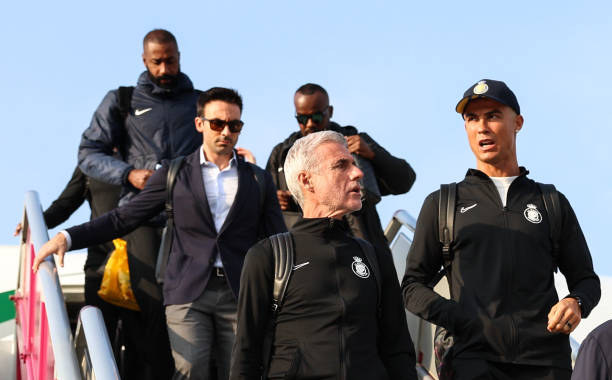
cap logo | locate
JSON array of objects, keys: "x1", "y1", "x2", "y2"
[{"x1": 473, "y1": 80, "x2": 489, "y2": 95}]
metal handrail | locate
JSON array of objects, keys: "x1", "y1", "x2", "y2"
[
  {"x1": 74, "y1": 306, "x2": 120, "y2": 379},
  {"x1": 384, "y1": 209, "x2": 417, "y2": 243},
  {"x1": 15, "y1": 190, "x2": 81, "y2": 379}
]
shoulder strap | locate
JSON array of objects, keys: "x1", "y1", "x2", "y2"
[
  {"x1": 270, "y1": 232, "x2": 294, "y2": 315},
  {"x1": 353, "y1": 238, "x2": 382, "y2": 317},
  {"x1": 249, "y1": 162, "x2": 267, "y2": 212},
  {"x1": 155, "y1": 156, "x2": 186, "y2": 283},
  {"x1": 537, "y1": 183, "x2": 561, "y2": 271},
  {"x1": 117, "y1": 86, "x2": 134, "y2": 122},
  {"x1": 430, "y1": 183, "x2": 457, "y2": 287}
]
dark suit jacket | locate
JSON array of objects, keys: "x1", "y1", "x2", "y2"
[{"x1": 67, "y1": 149, "x2": 286, "y2": 305}]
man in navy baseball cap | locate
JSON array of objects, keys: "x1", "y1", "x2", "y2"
[{"x1": 402, "y1": 78, "x2": 600, "y2": 380}]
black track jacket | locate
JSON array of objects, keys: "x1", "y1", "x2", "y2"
[
  {"x1": 402, "y1": 168, "x2": 600, "y2": 369},
  {"x1": 231, "y1": 218, "x2": 417, "y2": 380}
]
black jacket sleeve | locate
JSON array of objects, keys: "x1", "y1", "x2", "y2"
[
  {"x1": 265, "y1": 141, "x2": 301, "y2": 212},
  {"x1": 401, "y1": 192, "x2": 473, "y2": 336},
  {"x1": 360, "y1": 132, "x2": 416, "y2": 195},
  {"x1": 556, "y1": 192, "x2": 600, "y2": 318},
  {"x1": 230, "y1": 239, "x2": 275, "y2": 380},
  {"x1": 43, "y1": 166, "x2": 88, "y2": 229},
  {"x1": 66, "y1": 165, "x2": 167, "y2": 250},
  {"x1": 265, "y1": 142, "x2": 284, "y2": 190},
  {"x1": 78, "y1": 90, "x2": 134, "y2": 186},
  {"x1": 377, "y1": 246, "x2": 418, "y2": 380}
]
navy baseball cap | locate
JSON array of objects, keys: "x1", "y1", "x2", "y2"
[{"x1": 455, "y1": 79, "x2": 520, "y2": 115}]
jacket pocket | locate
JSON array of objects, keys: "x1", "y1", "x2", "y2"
[{"x1": 267, "y1": 342, "x2": 301, "y2": 380}]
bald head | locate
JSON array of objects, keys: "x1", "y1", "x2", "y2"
[{"x1": 143, "y1": 29, "x2": 178, "y2": 50}]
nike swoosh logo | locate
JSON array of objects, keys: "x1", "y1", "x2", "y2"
[
  {"x1": 293, "y1": 262, "x2": 310, "y2": 271},
  {"x1": 134, "y1": 108, "x2": 152, "y2": 116},
  {"x1": 460, "y1": 203, "x2": 478, "y2": 213}
]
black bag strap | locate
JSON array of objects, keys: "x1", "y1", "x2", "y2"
[
  {"x1": 270, "y1": 232, "x2": 294, "y2": 315},
  {"x1": 537, "y1": 183, "x2": 561, "y2": 270},
  {"x1": 353, "y1": 237, "x2": 382, "y2": 317},
  {"x1": 156, "y1": 156, "x2": 186, "y2": 283},
  {"x1": 117, "y1": 86, "x2": 134, "y2": 121},
  {"x1": 430, "y1": 182, "x2": 457, "y2": 287}
]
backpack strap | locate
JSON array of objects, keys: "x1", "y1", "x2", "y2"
[
  {"x1": 270, "y1": 232, "x2": 294, "y2": 315},
  {"x1": 353, "y1": 237, "x2": 382, "y2": 318},
  {"x1": 155, "y1": 156, "x2": 186, "y2": 284},
  {"x1": 537, "y1": 183, "x2": 561, "y2": 271},
  {"x1": 117, "y1": 86, "x2": 134, "y2": 121},
  {"x1": 429, "y1": 182, "x2": 457, "y2": 287}
]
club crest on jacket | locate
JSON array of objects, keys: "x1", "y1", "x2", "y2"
[
  {"x1": 524, "y1": 204, "x2": 543, "y2": 224},
  {"x1": 351, "y1": 256, "x2": 370, "y2": 278}
]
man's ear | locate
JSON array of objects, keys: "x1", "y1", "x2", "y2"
[
  {"x1": 298, "y1": 172, "x2": 313, "y2": 192},
  {"x1": 514, "y1": 114, "x2": 524, "y2": 133},
  {"x1": 195, "y1": 117, "x2": 205, "y2": 133},
  {"x1": 328, "y1": 105, "x2": 334, "y2": 119}
]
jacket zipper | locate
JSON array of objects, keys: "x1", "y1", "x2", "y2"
[
  {"x1": 331, "y1": 227, "x2": 347, "y2": 380},
  {"x1": 339, "y1": 296, "x2": 347, "y2": 380},
  {"x1": 487, "y1": 178, "x2": 520, "y2": 361}
]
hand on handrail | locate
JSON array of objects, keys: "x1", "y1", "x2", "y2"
[
  {"x1": 14, "y1": 222, "x2": 22, "y2": 236},
  {"x1": 32, "y1": 233, "x2": 68, "y2": 272}
]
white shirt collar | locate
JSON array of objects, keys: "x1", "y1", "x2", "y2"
[{"x1": 199, "y1": 145, "x2": 237, "y2": 168}]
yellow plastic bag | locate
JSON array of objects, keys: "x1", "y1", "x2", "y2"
[{"x1": 98, "y1": 238, "x2": 140, "y2": 311}]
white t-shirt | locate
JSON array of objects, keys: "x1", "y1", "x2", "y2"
[{"x1": 490, "y1": 176, "x2": 518, "y2": 207}]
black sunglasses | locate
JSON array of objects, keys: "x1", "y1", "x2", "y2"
[
  {"x1": 295, "y1": 107, "x2": 328, "y2": 125},
  {"x1": 201, "y1": 117, "x2": 244, "y2": 133}
]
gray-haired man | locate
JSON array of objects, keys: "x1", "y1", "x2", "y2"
[{"x1": 231, "y1": 131, "x2": 417, "y2": 380}]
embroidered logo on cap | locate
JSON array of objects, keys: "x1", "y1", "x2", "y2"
[
  {"x1": 473, "y1": 80, "x2": 489, "y2": 95},
  {"x1": 524, "y1": 204, "x2": 543, "y2": 224},
  {"x1": 351, "y1": 256, "x2": 370, "y2": 278}
]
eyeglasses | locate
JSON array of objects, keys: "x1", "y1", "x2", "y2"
[
  {"x1": 201, "y1": 117, "x2": 244, "y2": 133},
  {"x1": 295, "y1": 107, "x2": 328, "y2": 125}
]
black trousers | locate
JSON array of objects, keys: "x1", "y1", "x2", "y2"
[
  {"x1": 451, "y1": 358, "x2": 571, "y2": 380},
  {"x1": 124, "y1": 225, "x2": 174, "y2": 380}
]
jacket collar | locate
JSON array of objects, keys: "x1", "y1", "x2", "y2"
[
  {"x1": 137, "y1": 71, "x2": 194, "y2": 97},
  {"x1": 292, "y1": 216, "x2": 351, "y2": 238},
  {"x1": 465, "y1": 166, "x2": 530, "y2": 181}
]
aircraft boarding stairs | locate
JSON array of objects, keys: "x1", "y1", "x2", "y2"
[{"x1": 10, "y1": 191, "x2": 120, "y2": 380}]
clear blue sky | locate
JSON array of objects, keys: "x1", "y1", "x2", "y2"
[{"x1": 2, "y1": 1, "x2": 610, "y2": 276}]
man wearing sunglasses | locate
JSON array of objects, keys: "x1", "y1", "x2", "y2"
[
  {"x1": 34, "y1": 87, "x2": 287, "y2": 380},
  {"x1": 266, "y1": 83, "x2": 416, "y2": 254}
]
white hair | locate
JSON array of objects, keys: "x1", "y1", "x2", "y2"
[{"x1": 284, "y1": 130, "x2": 347, "y2": 208}]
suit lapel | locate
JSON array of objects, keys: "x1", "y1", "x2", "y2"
[
  {"x1": 218, "y1": 159, "x2": 252, "y2": 235},
  {"x1": 188, "y1": 151, "x2": 216, "y2": 231}
]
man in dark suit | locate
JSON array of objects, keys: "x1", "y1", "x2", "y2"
[{"x1": 34, "y1": 87, "x2": 287, "y2": 380}]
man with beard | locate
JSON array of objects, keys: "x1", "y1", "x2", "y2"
[
  {"x1": 77, "y1": 29, "x2": 201, "y2": 379},
  {"x1": 266, "y1": 83, "x2": 416, "y2": 254}
]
